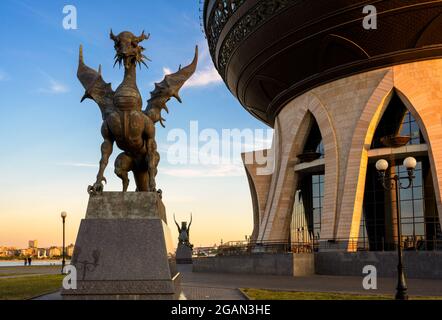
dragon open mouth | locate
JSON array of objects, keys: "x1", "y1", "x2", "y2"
[{"x1": 111, "y1": 30, "x2": 150, "y2": 69}]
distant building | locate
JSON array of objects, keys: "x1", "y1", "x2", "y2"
[
  {"x1": 21, "y1": 248, "x2": 35, "y2": 257},
  {"x1": 48, "y1": 246, "x2": 61, "y2": 258},
  {"x1": 28, "y1": 240, "x2": 38, "y2": 248},
  {"x1": 66, "y1": 244, "x2": 75, "y2": 257},
  {"x1": 0, "y1": 246, "x2": 17, "y2": 257},
  {"x1": 37, "y1": 248, "x2": 48, "y2": 258}
]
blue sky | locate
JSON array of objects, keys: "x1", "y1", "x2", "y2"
[{"x1": 0, "y1": 0, "x2": 271, "y2": 248}]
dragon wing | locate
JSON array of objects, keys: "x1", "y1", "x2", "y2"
[
  {"x1": 144, "y1": 46, "x2": 198, "y2": 127},
  {"x1": 77, "y1": 45, "x2": 115, "y2": 119}
]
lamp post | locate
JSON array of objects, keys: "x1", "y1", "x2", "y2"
[
  {"x1": 61, "y1": 211, "x2": 67, "y2": 274},
  {"x1": 375, "y1": 156, "x2": 417, "y2": 300}
]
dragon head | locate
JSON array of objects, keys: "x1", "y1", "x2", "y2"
[{"x1": 110, "y1": 30, "x2": 150, "y2": 69}]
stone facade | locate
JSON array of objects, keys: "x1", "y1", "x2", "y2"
[
  {"x1": 243, "y1": 59, "x2": 442, "y2": 251},
  {"x1": 193, "y1": 253, "x2": 315, "y2": 276}
]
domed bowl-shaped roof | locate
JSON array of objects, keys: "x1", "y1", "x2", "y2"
[{"x1": 204, "y1": 0, "x2": 442, "y2": 126}]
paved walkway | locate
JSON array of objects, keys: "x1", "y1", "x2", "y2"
[
  {"x1": 180, "y1": 266, "x2": 442, "y2": 297},
  {"x1": 27, "y1": 264, "x2": 442, "y2": 300}
]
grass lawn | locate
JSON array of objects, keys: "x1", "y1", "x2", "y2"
[
  {"x1": 0, "y1": 273, "x2": 39, "y2": 278},
  {"x1": 0, "y1": 274, "x2": 63, "y2": 300},
  {"x1": 241, "y1": 288, "x2": 442, "y2": 300},
  {"x1": 0, "y1": 266, "x2": 60, "y2": 271}
]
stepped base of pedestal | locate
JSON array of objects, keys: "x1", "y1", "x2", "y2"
[{"x1": 63, "y1": 273, "x2": 182, "y2": 300}]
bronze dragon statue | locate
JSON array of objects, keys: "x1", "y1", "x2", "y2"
[{"x1": 77, "y1": 30, "x2": 198, "y2": 194}]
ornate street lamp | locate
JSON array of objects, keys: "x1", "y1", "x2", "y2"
[
  {"x1": 375, "y1": 156, "x2": 417, "y2": 300},
  {"x1": 61, "y1": 211, "x2": 67, "y2": 274}
]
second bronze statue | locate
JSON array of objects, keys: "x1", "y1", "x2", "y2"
[{"x1": 77, "y1": 30, "x2": 198, "y2": 194}]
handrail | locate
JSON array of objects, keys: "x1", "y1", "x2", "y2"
[{"x1": 192, "y1": 237, "x2": 442, "y2": 257}]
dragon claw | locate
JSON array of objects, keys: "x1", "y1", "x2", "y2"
[{"x1": 87, "y1": 176, "x2": 107, "y2": 196}]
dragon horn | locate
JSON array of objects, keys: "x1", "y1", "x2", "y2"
[
  {"x1": 110, "y1": 29, "x2": 117, "y2": 41},
  {"x1": 136, "y1": 30, "x2": 150, "y2": 42}
]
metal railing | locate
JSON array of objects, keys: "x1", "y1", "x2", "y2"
[{"x1": 192, "y1": 237, "x2": 442, "y2": 257}]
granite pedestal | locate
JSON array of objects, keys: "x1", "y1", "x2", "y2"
[
  {"x1": 61, "y1": 192, "x2": 181, "y2": 300},
  {"x1": 176, "y1": 244, "x2": 193, "y2": 264}
]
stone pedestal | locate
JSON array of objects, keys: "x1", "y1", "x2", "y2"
[
  {"x1": 176, "y1": 244, "x2": 193, "y2": 264},
  {"x1": 61, "y1": 192, "x2": 181, "y2": 300}
]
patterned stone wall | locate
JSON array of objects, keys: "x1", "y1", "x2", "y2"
[{"x1": 243, "y1": 59, "x2": 442, "y2": 251}]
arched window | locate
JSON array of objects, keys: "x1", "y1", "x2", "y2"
[
  {"x1": 291, "y1": 114, "x2": 324, "y2": 248},
  {"x1": 361, "y1": 92, "x2": 441, "y2": 251},
  {"x1": 371, "y1": 93, "x2": 425, "y2": 149},
  {"x1": 301, "y1": 118, "x2": 324, "y2": 159}
]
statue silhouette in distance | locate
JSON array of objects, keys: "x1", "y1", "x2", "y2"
[{"x1": 174, "y1": 213, "x2": 193, "y2": 248}]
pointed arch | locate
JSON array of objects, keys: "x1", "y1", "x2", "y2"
[
  {"x1": 258, "y1": 92, "x2": 339, "y2": 242},
  {"x1": 363, "y1": 89, "x2": 434, "y2": 250},
  {"x1": 391, "y1": 60, "x2": 442, "y2": 244},
  {"x1": 394, "y1": 89, "x2": 442, "y2": 230},
  {"x1": 371, "y1": 91, "x2": 426, "y2": 149},
  {"x1": 301, "y1": 113, "x2": 324, "y2": 157},
  {"x1": 336, "y1": 70, "x2": 394, "y2": 249},
  {"x1": 338, "y1": 63, "x2": 442, "y2": 251},
  {"x1": 244, "y1": 165, "x2": 260, "y2": 242}
]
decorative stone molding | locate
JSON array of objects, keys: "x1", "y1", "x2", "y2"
[
  {"x1": 257, "y1": 92, "x2": 339, "y2": 242},
  {"x1": 203, "y1": 0, "x2": 442, "y2": 126},
  {"x1": 205, "y1": 0, "x2": 246, "y2": 60},
  {"x1": 216, "y1": 0, "x2": 294, "y2": 76}
]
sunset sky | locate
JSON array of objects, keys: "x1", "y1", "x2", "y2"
[{"x1": 0, "y1": 0, "x2": 272, "y2": 249}]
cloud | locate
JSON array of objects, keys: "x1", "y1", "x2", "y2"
[
  {"x1": 56, "y1": 162, "x2": 99, "y2": 168},
  {"x1": 161, "y1": 163, "x2": 245, "y2": 178},
  {"x1": 56, "y1": 160, "x2": 244, "y2": 179},
  {"x1": 183, "y1": 65, "x2": 223, "y2": 88},
  {"x1": 161, "y1": 42, "x2": 223, "y2": 89},
  {"x1": 163, "y1": 67, "x2": 172, "y2": 75},
  {"x1": 158, "y1": 128, "x2": 273, "y2": 178},
  {"x1": 56, "y1": 162, "x2": 118, "y2": 171},
  {"x1": 36, "y1": 70, "x2": 69, "y2": 94},
  {"x1": 46, "y1": 79, "x2": 69, "y2": 94},
  {"x1": 160, "y1": 127, "x2": 273, "y2": 161},
  {"x1": 0, "y1": 70, "x2": 9, "y2": 81}
]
